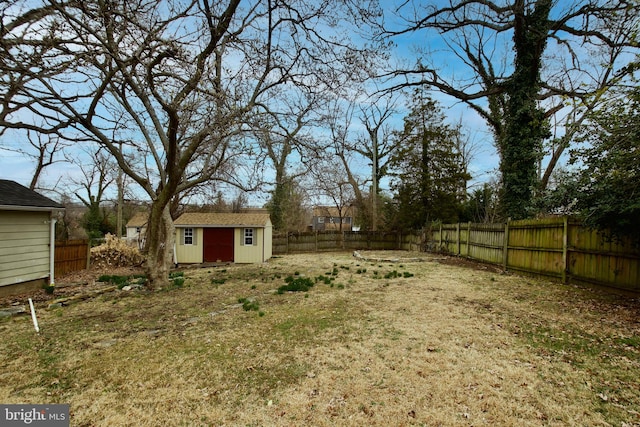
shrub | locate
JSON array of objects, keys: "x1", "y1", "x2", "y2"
[
  {"x1": 98, "y1": 275, "x2": 131, "y2": 286},
  {"x1": 171, "y1": 277, "x2": 185, "y2": 288},
  {"x1": 238, "y1": 297, "x2": 260, "y2": 311},
  {"x1": 277, "y1": 277, "x2": 314, "y2": 294},
  {"x1": 384, "y1": 270, "x2": 400, "y2": 279}
]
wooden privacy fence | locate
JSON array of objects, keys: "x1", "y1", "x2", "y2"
[
  {"x1": 273, "y1": 230, "x2": 424, "y2": 254},
  {"x1": 433, "y1": 218, "x2": 640, "y2": 293},
  {"x1": 55, "y1": 240, "x2": 90, "y2": 277}
]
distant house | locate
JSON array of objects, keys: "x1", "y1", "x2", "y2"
[
  {"x1": 174, "y1": 212, "x2": 272, "y2": 264},
  {"x1": 312, "y1": 205, "x2": 356, "y2": 231},
  {"x1": 0, "y1": 180, "x2": 64, "y2": 296},
  {"x1": 125, "y1": 212, "x2": 148, "y2": 247}
]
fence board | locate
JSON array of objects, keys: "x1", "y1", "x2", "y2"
[
  {"x1": 507, "y1": 218, "x2": 564, "y2": 277},
  {"x1": 567, "y1": 222, "x2": 640, "y2": 291},
  {"x1": 55, "y1": 240, "x2": 89, "y2": 277},
  {"x1": 468, "y1": 223, "x2": 504, "y2": 264},
  {"x1": 429, "y1": 218, "x2": 640, "y2": 293}
]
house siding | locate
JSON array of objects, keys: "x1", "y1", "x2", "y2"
[{"x1": 0, "y1": 211, "x2": 51, "y2": 287}]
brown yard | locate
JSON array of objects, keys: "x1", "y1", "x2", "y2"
[{"x1": 1, "y1": 251, "x2": 639, "y2": 426}]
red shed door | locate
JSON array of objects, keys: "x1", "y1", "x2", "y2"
[{"x1": 203, "y1": 228, "x2": 234, "y2": 262}]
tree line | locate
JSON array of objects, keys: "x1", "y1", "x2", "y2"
[{"x1": 1, "y1": 0, "x2": 638, "y2": 288}]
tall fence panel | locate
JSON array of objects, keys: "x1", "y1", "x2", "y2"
[
  {"x1": 430, "y1": 218, "x2": 640, "y2": 293},
  {"x1": 567, "y1": 221, "x2": 640, "y2": 291},
  {"x1": 317, "y1": 231, "x2": 344, "y2": 251},
  {"x1": 55, "y1": 240, "x2": 89, "y2": 277},
  {"x1": 468, "y1": 223, "x2": 504, "y2": 265},
  {"x1": 399, "y1": 231, "x2": 424, "y2": 252},
  {"x1": 507, "y1": 218, "x2": 565, "y2": 278}
]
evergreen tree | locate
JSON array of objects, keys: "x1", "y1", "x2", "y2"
[
  {"x1": 388, "y1": 92, "x2": 471, "y2": 230},
  {"x1": 569, "y1": 87, "x2": 640, "y2": 243}
]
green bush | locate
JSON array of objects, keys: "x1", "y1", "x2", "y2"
[
  {"x1": 277, "y1": 277, "x2": 314, "y2": 294},
  {"x1": 98, "y1": 275, "x2": 131, "y2": 286},
  {"x1": 170, "y1": 277, "x2": 185, "y2": 288},
  {"x1": 238, "y1": 297, "x2": 260, "y2": 311}
]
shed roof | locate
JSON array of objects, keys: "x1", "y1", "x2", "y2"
[
  {"x1": 126, "y1": 212, "x2": 149, "y2": 228},
  {"x1": 175, "y1": 212, "x2": 271, "y2": 228},
  {"x1": 0, "y1": 179, "x2": 64, "y2": 211}
]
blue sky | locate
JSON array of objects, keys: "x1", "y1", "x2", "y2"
[{"x1": 0, "y1": 0, "x2": 559, "y2": 205}]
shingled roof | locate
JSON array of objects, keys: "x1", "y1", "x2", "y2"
[
  {"x1": 0, "y1": 180, "x2": 64, "y2": 211},
  {"x1": 174, "y1": 212, "x2": 271, "y2": 228},
  {"x1": 126, "y1": 212, "x2": 149, "y2": 228}
]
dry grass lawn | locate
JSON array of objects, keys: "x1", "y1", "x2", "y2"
[{"x1": 1, "y1": 251, "x2": 639, "y2": 426}]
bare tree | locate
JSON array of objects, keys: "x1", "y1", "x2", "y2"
[
  {"x1": 70, "y1": 148, "x2": 116, "y2": 239},
  {"x1": 381, "y1": 0, "x2": 639, "y2": 219},
  {"x1": 307, "y1": 157, "x2": 355, "y2": 233},
  {"x1": 1, "y1": 0, "x2": 378, "y2": 288},
  {"x1": 251, "y1": 88, "x2": 326, "y2": 231},
  {"x1": 323, "y1": 96, "x2": 373, "y2": 229},
  {"x1": 0, "y1": 131, "x2": 68, "y2": 190},
  {"x1": 355, "y1": 93, "x2": 402, "y2": 230}
]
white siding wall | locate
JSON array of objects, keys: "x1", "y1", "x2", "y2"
[
  {"x1": 126, "y1": 226, "x2": 138, "y2": 239},
  {"x1": 0, "y1": 211, "x2": 51, "y2": 287}
]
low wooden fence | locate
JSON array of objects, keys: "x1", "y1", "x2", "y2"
[
  {"x1": 55, "y1": 240, "x2": 90, "y2": 277},
  {"x1": 433, "y1": 218, "x2": 640, "y2": 293},
  {"x1": 273, "y1": 230, "x2": 424, "y2": 254}
]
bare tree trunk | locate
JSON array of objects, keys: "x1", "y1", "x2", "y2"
[{"x1": 144, "y1": 203, "x2": 174, "y2": 290}]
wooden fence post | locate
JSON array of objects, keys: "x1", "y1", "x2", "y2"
[
  {"x1": 439, "y1": 223, "x2": 443, "y2": 251},
  {"x1": 86, "y1": 240, "x2": 91, "y2": 269},
  {"x1": 456, "y1": 223, "x2": 461, "y2": 255},
  {"x1": 467, "y1": 222, "x2": 471, "y2": 257},
  {"x1": 503, "y1": 219, "x2": 510, "y2": 270},
  {"x1": 562, "y1": 216, "x2": 569, "y2": 284}
]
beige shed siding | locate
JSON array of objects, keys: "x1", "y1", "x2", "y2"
[
  {"x1": 0, "y1": 211, "x2": 51, "y2": 287},
  {"x1": 175, "y1": 228, "x2": 203, "y2": 264},
  {"x1": 264, "y1": 223, "x2": 273, "y2": 260},
  {"x1": 173, "y1": 213, "x2": 273, "y2": 264},
  {"x1": 234, "y1": 227, "x2": 264, "y2": 263}
]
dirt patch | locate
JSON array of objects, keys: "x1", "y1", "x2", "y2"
[
  {"x1": 436, "y1": 254, "x2": 505, "y2": 274},
  {"x1": 0, "y1": 266, "x2": 145, "y2": 308}
]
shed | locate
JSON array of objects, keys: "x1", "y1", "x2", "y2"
[
  {"x1": 174, "y1": 213, "x2": 272, "y2": 264},
  {"x1": 0, "y1": 180, "x2": 64, "y2": 296},
  {"x1": 125, "y1": 212, "x2": 148, "y2": 247}
]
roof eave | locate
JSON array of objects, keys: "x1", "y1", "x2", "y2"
[
  {"x1": 175, "y1": 223, "x2": 267, "y2": 228},
  {"x1": 0, "y1": 205, "x2": 65, "y2": 212}
]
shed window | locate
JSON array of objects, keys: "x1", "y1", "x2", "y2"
[
  {"x1": 243, "y1": 228, "x2": 255, "y2": 246},
  {"x1": 184, "y1": 228, "x2": 194, "y2": 245}
]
